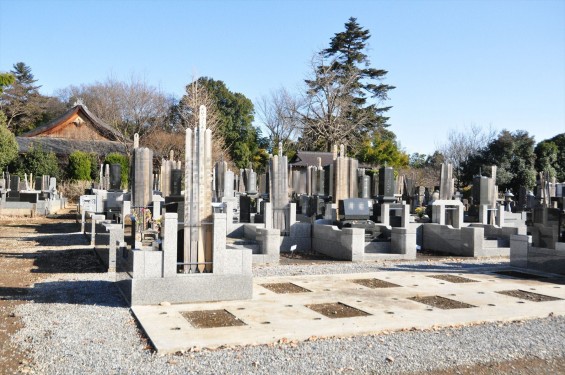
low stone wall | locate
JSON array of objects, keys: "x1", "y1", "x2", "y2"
[
  {"x1": 510, "y1": 235, "x2": 565, "y2": 275},
  {"x1": 312, "y1": 224, "x2": 364, "y2": 261},
  {"x1": 423, "y1": 223, "x2": 512, "y2": 257},
  {"x1": 94, "y1": 223, "x2": 124, "y2": 272},
  {"x1": 529, "y1": 223, "x2": 560, "y2": 249},
  {"x1": 240, "y1": 224, "x2": 279, "y2": 264},
  {"x1": 281, "y1": 222, "x2": 312, "y2": 252},
  {"x1": 468, "y1": 223, "x2": 525, "y2": 245},
  {"x1": 0, "y1": 197, "x2": 66, "y2": 216}
]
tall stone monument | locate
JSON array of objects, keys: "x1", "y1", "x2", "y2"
[
  {"x1": 131, "y1": 137, "x2": 154, "y2": 208},
  {"x1": 269, "y1": 143, "x2": 289, "y2": 232},
  {"x1": 439, "y1": 162, "x2": 455, "y2": 200},
  {"x1": 184, "y1": 106, "x2": 213, "y2": 273}
]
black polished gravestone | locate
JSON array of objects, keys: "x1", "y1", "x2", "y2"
[
  {"x1": 378, "y1": 167, "x2": 396, "y2": 203},
  {"x1": 19, "y1": 192, "x2": 39, "y2": 203},
  {"x1": 35, "y1": 176, "x2": 43, "y2": 191},
  {"x1": 239, "y1": 195, "x2": 252, "y2": 223},
  {"x1": 170, "y1": 169, "x2": 182, "y2": 196},
  {"x1": 7, "y1": 176, "x2": 20, "y2": 201},
  {"x1": 109, "y1": 164, "x2": 122, "y2": 191},
  {"x1": 163, "y1": 169, "x2": 184, "y2": 216}
]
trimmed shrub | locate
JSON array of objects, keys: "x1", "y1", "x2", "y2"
[
  {"x1": 89, "y1": 153, "x2": 100, "y2": 180},
  {"x1": 16, "y1": 143, "x2": 61, "y2": 179},
  {"x1": 68, "y1": 151, "x2": 92, "y2": 181}
]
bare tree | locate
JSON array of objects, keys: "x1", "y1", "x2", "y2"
[
  {"x1": 437, "y1": 124, "x2": 497, "y2": 187},
  {"x1": 141, "y1": 128, "x2": 184, "y2": 163},
  {"x1": 297, "y1": 53, "x2": 369, "y2": 152},
  {"x1": 176, "y1": 78, "x2": 233, "y2": 167},
  {"x1": 255, "y1": 87, "x2": 301, "y2": 152},
  {"x1": 57, "y1": 75, "x2": 170, "y2": 154}
]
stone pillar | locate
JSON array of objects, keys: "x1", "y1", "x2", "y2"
[
  {"x1": 224, "y1": 170, "x2": 235, "y2": 199},
  {"x1": 432, "y1": 204, "x2": 446, "y2": 225},
  {"x1": 152, "y1": 195, "x2": 165, "y2": 220},
  {"x1": 380, "y1": 203, "x2": 390, "y2": 227},
  {"x1": 510, "y1": 234, "x2": 530, "y2": 268},
  {"x1": 496, "y1": 204, "x2": 505, "y2": 227},
  {"x1": 400, "y1": 204, "x2": 410, "y2": 228},
  {"x1": 439, "y1": 163, "x2": 454, "y2": 200},
  {"x1": 121, "y1": 200, "x2": 131, "y2": 229},
  {"x1": 264, "y1": 202, "x2": 273, "y2": 229},
  {"x1": 131, "y1": 144, "x2": 153, "y2": 208},
  {"x1": 391, "y1": 227, "x2": 417, "y2": 258},
  {"x1": 289, "y1": 202, "x2": 297, "y2": 228},
  {"x1": 479, "y1": 204, "x2": 489, "y2": 225},
  {"x1": 213, "y1": 212, "x2": 247, "y2": 275},
  {"x1": 341, "y1": 227, "x2": 365, "y2": 262},
  {"x1": 269, "y1": 144, "x2": 289, "y2": 232},
  {"x1": 162, "y1": 213, "x2": 178, "y2": 277}
]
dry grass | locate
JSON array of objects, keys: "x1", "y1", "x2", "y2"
[{"x1": 58, "y1": 180, "x2": 92, "y2": 203}]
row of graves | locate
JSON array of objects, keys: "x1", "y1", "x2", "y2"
[
  {"x1": 0, "y1": 172, "x2": 66, "y2": 216},
  {"x1": 419, "y1": 164, "x2": 529, "y2": 257},
  {"x1": 79, "y1": 105, "x2": 564, "y2": 306},
  {"x1": 79, "y1": 106, "x2": 420, "y2": 305},
  {"x1": 510, "y1": 172, "x2": 565, "y2": 275}
]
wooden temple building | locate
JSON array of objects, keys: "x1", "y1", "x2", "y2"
[{"x1": 16, "y1": 102, "x2": 126, "y2": 157}]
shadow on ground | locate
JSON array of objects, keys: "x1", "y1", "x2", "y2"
[{"x1": 0, "y1": 280, "x2": 125, "y2": 307}]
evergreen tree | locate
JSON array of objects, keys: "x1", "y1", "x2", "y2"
[
  {"x1": 0, "y1": 73, "x2": 15, "y2": 94},
  {"x1": 301, "y1": 17, "x2": 395, "y2": 153},
  {"x1": 13, "y1": 144, "x2": 61, "y2": 179},
  {"x1": 12, "y1": 62, "x2": 37, "y2": 85},
  {"x1": 68, "y1": 151, "x2": 92, "y2": 181},
  {"x1": 322, "y1": 17, "x2": 395, "y2": 129},
  {"x1": 0, "y1": 62, "x2": 46, "y2": 135},
  {"x1": 461, "y1": 130, "x2": 536, "y2": 193},
  {"x1": 0, "y1": 111, "x2": 18, "y2": 171},
  {"x1": 535, "y1": 133, "x2": 565, "y2": 181},
  {"x1": 183, "y1": 77, "x2": 261, "y2": 169},
  {"x1": 357, "y1": 128, "x2": 408, "y2": 169}
]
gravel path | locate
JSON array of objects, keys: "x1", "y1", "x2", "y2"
[
  {"x1": 12, "y1": 258, "x2": 565, "y2": 375},
  {"x1": 253, "y1": 257, "x2": 508, "y2": 278}
]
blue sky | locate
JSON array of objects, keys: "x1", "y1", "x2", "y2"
[{"x1": 1, "y1": 0, "x2": 563, "y2": 155}]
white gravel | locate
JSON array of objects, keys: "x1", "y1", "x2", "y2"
[{"x1": 12, "y1": 259, "x2": 565, "y2": 374}]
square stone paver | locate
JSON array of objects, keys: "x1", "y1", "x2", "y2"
[
  {"x1": 260, "y1": 282, "x2": 311, "y2": 294},
  {"x1": 427, "y1": 275, "x2": 479, "y2": 283},
  {"x1": 352, "y1": 278, "x2": 401, "y2": 288},
  {"x1": 305, "y1": 302, "x2": 370, "y2": 318},
  {"x1": 182, "y1": 309, "x2": 246, "y2": 328},
  {"x1": 409, "y1": 296, "x2": 476, "y2": 309},
  {"x1": 496, "y1": 290, "x2": 562, "y2": 302}
]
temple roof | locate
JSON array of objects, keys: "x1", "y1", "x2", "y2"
[{"x1": 20, "y1": 104, "x2": 122, "y2": 141}]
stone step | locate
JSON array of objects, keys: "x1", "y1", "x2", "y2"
[{"x1": 483, "y1": 239, "x2": 499, "y2": 248}]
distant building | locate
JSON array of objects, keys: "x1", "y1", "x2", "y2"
[
  {"x1": 16, "y1": 103, "x2": 127, "y2": 157},
  {"x1": 288, "y1": 151, "x2": 335, "y2": 168}
]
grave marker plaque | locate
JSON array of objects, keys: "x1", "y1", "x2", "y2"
[
  {"x1": 378, "y1": 167, "x2": 396, "y2": 203},
  {"x1": 109, "y1": 164, "x2": 122, "y2": 191}
]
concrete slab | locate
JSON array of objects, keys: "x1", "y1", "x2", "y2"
[{"x1": 132, "y1": 268, "x2": 565, "y2": 354}]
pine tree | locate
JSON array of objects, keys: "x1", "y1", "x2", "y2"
[
  {"x1": 302, "y1": 17, "x2": 395, "y2": 153},
  {"x1": 322, "y1": 17, "x2": 395, "y2": 130},
  {"x1": 0, "y1": 62, "x2": 46, "y2": 135}
]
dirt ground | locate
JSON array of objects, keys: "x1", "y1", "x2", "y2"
[
  {"x1": 0, "y1": 209, "x2": 564, "y2": 374},
  {"x1": 0, "y1": 209, "x2": 103, "y2": 375}
]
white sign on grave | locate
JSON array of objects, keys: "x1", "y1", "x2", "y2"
[{"x1": 79, "y1": 195, "x2": 97, "y2": 214}]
